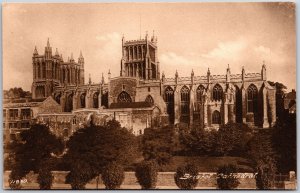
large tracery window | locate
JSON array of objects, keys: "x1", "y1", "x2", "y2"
[
  {"x1": 145, "y1": 95, "x2": 154, "y2": 105},
  {"x1": 80, "y1": 93, "x2": 86, "y2": 108},
  {"x1": 213, "y1": 84, "x2": 223, "y2": 101},
  {"x1": 117, "y1": 91, "x2": 132, "y2": 103},
  {"x1": 93, "y1": 92, "x2": 99, "y2": 108},
  {"x1": 212, "y1": 110, "x2": 221, "y2": 124},
  {"x1": 164, "y1": 86, "x2": 174, "y2": 124},
  {"x1": 247, "y1": 84, "x2": 258, "y2": 113},
  {"x1": 196, "y1": 85, "x2": 205, "y2": 111},
  {"x1": 180, "y1": 86, "x2": 190, "y2": 123}
]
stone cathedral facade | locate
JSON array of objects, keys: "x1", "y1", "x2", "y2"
[{"x1": 30, "y1": 33, "x2": 276, "y2": 138}]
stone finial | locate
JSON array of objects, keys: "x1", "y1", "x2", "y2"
[
  {"x1": 175, "y1": 70, "x2": 178, "y2": 78},
  {"x1": 261, "y1": 61, "x2": 267, "y2": 81},
  {"x1": 33, "y1": 46, "x2": 38, "y2": 55},
  {"x1": 101, "y1": 73, "x2": 104, "y2": 84},
  {"x1": 89, "y1": 74, "x2": 91, "y2": 84},
  {"x1": 242, "y1": 66, "x2": 245, "y2": 81},
  {"x1": 55, "y1": 48, "x2": 59, "y2": 56},
  {"x1": 47, "y1": 38, "x2": 50, "y2": 47},
  {"x1": 191, "y1": 69, "x2": 194, "y2": 77},
  {"x1": 108, "y1": 69, "x2": 111, "y2": 79}
]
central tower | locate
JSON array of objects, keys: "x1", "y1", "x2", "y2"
[{"x1": 120, "y1": 32, "x2": 160, "y2": 80}]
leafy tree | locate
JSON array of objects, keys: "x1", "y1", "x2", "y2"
[
  {"x1": 215, "y1": 123, "x2": 252, "y2": 156},
  {"x1": 37, "y1": 162, "x2": 54, "y2": 189},
  {"x1": 64, "y1": 119, "x2": 137, "y2": 189},
  {"x1": 174, "y1": 163, "x2": 199, "y2": 189},
  {"x1": 135, "y1": 160, "x2": 159, "y2": 189},
  {"x1": 179, "y1": 127, "x2": 217, "y2": 156},
  {"x1": 216, "y1": 164, "x2": 240, "y2": 189},
  {"x1": 255, "y1": 156, "x2": 277, "y2": 190},
  {"x1": 247, "y1": 130, "x2": 277, "y2": 169},
  {"x1": 272, "y1": 113, "x2": 296, "y2": 173},
  {"x1": 101, "y1": 162, "x2": 125, "y2": 189},
  {"x1": 9, "y1": 124, "x2": 63, "y2": 189},
  {"x1": 4, "y1": 87, "x2": 31, "y2": 99},
  {"x1": 142, "y1": 125, "x2": 176, "y2": 165}
]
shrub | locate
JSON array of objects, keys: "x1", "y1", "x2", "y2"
[
  {"x1": 101, "y1": 162, "x2": 125, "y2": 189},
  {"x1": 135, "y1": 160, "x2": 159, "y2": 189},
  {"x1": 216, "y1": 164, "x2": 240, "y2": 189},
  {"x1": 174, "y1": 163, "x2": 199, "y2": 189},
  {"x1": 255, "y1": 156, "x2": 276, "y2": 189},
  {"x1": 37, "y1": 167, "x2": 53, "y2": 189}
]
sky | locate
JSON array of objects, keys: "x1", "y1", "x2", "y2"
[{"x1": 3, "y1": 2, "x2": 296, "y2": 91}]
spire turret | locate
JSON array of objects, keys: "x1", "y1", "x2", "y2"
[
  {"x1": 261, "y1": 61, "x2": 267, "y2": 81},
  {"x1": 55, "y1": 48, "x2": 59, "y2": 56},
  {"x1": 70, "y1": 53, "x2": 74, "y2": 62},
  {"x1": 47, "y1": 38, "x2": 50, "y2": 47},
  {"x1": 33, "y1": 46, "x2": 38, "y2": 55},
  {"x1": 101, "y1": 73, "x2": 105, "y2": 84},
  {"x1": 89, "y1": 74, "x2": 91, "y2": 85}
]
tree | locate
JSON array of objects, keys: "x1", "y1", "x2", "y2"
[
  {"x1": 179, "y1": 127, "x2": 218, "y2": 156},
  {"x1": 174, "y1": 163, "x2": 199, "y2": 189},
  {"x1": 101, "y1": 162, "x2": 125, "y2": 189},
  {"x1": 64, "y1": 119, "x2": 138, "y2": 189},
  {"x1": 37, "y1": 162, "x2": 54, "y2": 189},
  {"x1": 272, "y1": 113, "x2": 296, "y2": 173},
  {"x1": 4, "y1": 87, "x2": 31, "y2": 99},
  {"x1": 216, "y1": 164, "x2": 240, "y2": 190},
  {"x1": 135, "y1": 160, "x2": 159, "y2": 189},
  {"x1": 142, "y1": 125, "x2": 176, "y2": 165},
  {"x1": 9, "y1": 124, "x2": 63, "y2": 189},
  {"x1": 214, "y1": 123, "x2": 253, "y2": 156},
  {"x1": 255, "y1": 156, "x2": 277, "y2": 190}
]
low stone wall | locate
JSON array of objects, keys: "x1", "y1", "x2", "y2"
[{"x1": 4, "y1": 171, "x2": 259, "y2": 189}]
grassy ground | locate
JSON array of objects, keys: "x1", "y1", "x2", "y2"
[{"x1": 160, "y1": 156, "x2": 254, "y2": 172}]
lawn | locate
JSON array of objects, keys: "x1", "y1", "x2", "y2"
[{"x1": 160, "y1": 156, "x2": 254, "y2": 172}]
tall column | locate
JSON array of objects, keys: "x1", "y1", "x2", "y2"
[
  {"x1": 204, "y1": 103, "x2": 208, "y2": 128},
  {"x1": 174, "y1": 87, "x2": 180, "y2": 124},
  {"x1": 241, "y1": 87, "x2": 247, "y2": 123},
  {"x1": 98, "y1": 88, "x2": 102, "y2": 108},
  {"x1": 262, "y1": 87, "x2": 269, "y2": 128},
  {"x1": 73, "y1": 93, "x2": 77, "y2": 110},
  {"x1": 223, "y1": 93, "x2": 228, "y2": 124},
  {"x1": 228, "y1": 104, "x2": 235, "y2": 123},
  {"x1": 189, "y1": 87, "x2": 194, "y2": 126},
  {"x1": 268, "y1": 89, "x2": 276, "y2": 127}
]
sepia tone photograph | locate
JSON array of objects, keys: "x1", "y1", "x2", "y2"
[{"x1": 2, "y1": 2, "x2": 296, "y2": 190}]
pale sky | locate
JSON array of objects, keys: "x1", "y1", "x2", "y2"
[{"x1": 3, "y1": 2, "x2": 296, "y2": 91}]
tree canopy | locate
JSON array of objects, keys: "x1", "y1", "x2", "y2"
[{"x1": 64, "y1": 119, "x2": 138, "y2": 189}]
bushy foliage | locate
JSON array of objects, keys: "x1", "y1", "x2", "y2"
[
  {"x1": 174, "y1": 163, "x2": 199, "y2": 189},
  {"x1": 255, "y1": 156, "x2": 276, "y2": 190},
  {"x1": 216, "y1": 164, "x2": 240, "y2": 190},
  {"x1": 180, "y1": 123, "x2": 252, "y2": 156},
  {"x1": 64, "y1": 120, "x2": 137, "y2": 189},
  {"x1": 214, "y1": 123, "x2": 252, "y2": 156},
  {"x1": 142, "y1": 125, "x2": 176, "y2": 165},
  {"x1": 37, "y1": 164, "x2": 53, "y2": 189},
  {"x1": 8, "y1": 124, "x2": 63, "y2": 189},
  {"x1": 101, "y1": 162, "x2": 125, "y2": 189},
  {"x1": 135, "y1": 160, "x2": 158, "y2": 189}
]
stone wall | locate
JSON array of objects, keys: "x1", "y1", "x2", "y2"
[{"x1": 4, "y1": 171, "x2": 258, "y2": 189}]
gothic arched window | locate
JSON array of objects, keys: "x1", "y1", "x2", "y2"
[
  {"x1": 180, "y1": 86, "x2": 190, "y2": 123},
  {"x1": 164, "y1": 86, "x2": 174, "y2": 124},
  {"x1": 213, "y1": 84, "x2": 223, "y2": 101},
  {"x1": 117, "y1": 91, "x2": 132, "y2": 103},
  {"x1": 93, "y1": 92, "x2": 99, "y2": 108},
  {"x1": 65, "y1": 94, "x2": 73, "y2": 112},
  {"x1": 196, "y1": 85, "x2": 205, "y2": 104},
  {"x1": 80, "y1": 93, "x2": 86, "y2": 108},
  {"x1": 101, "y1": 92, "x2": 109, "y2": 108},
  {"x1": 145, "y1": 95, "x2": 154, "y2": 105},
  {"x1": 235, "y1": 85, "x2": 242, "y2": 123},
  {"x1": 247, "y1": 84, "x2": 258, "y2": 113},
  {"x1": 212, "y1": 110, "x2": 221, "y2": 124}
]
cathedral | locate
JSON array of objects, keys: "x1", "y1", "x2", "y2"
[{"x1": 30, "y1": 33, "x2": 276, "y2": 137}]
